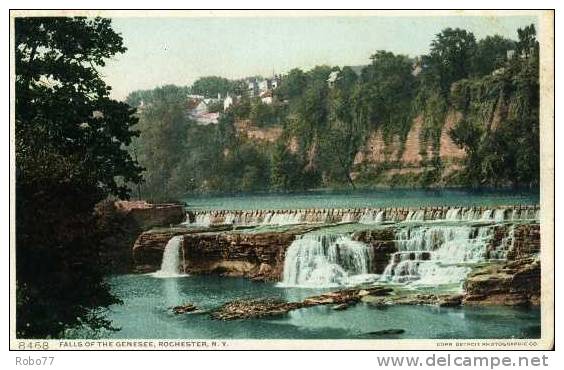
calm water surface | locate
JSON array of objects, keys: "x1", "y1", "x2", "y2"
[
  {"x1": 100, "y1": 274, "x2": 540, "y2": 340},
  {"x1": 183, "y1": 189, "x2": 539, "y2": 210}
]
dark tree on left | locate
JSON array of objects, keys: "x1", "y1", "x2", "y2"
[{"x1": 15, "y1": 17, "x2": 143, "y2": 338}]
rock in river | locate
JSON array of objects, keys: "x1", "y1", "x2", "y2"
[
  {"x1": 366, "y1": 329, "x2": 405, "y2": 336},
  {"x1": 172, "y1": 303, "x2": 198, "y2": 314}
]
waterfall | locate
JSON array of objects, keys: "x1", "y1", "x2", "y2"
[
  {"x1": 185, "y1": 213, "x2": 211, "y2": 227},
  {"x1": 404, "y1": 210, "x2": 425, "y2": 222},
  {"x1": 489, "y1": 225, "x2": 515, "y2": 260},
  {"x1": 268, "y1": 211, "x2": 304, "y2": 225},
  {"x1": 279, "y1": 234, "x2": 376, "y2": 288},
  {"x1": 153, "y1": 236, "x2": 185, "y2": 278},
  {"x1": 481, "y1": 209, "x2": 493, "y2": 220},
  {"x1": 381, "y1": 225, "x2": 497, "y2": 287},
  {"x1": 341, "y1": 212, "x2": 355, "y2": 223},
  {"x1": 359, "y1": 210, "x2": 384, "y2": 224},
  {"x1": 445, "y1": 208, "x2": 460, "y2": 221},
  {"x1": 183, "y1": 206, "x2": 539, "y2": 227},
  {"x1": 224, "y1": 213, "x2": 236, "y2": 225}
]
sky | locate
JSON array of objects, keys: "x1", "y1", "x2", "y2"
[{"x1": 100, "y1": 15, "x2": 538, "y2": 100}]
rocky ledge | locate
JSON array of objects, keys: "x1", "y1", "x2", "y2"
[
  {"x1": 132, "y1": 225, "x2": 396, "y2": 278},
  {"x1": 463, "y1": 257, "x2": 540, "y2": 306},
  {"x1": 183, "y1": 226, "x2": 324, "y2": 281},
  {"x1": 132, "y1": 224, "x2": 330, "y2": 279},
  {"x1": 132, "y1": 221, "x2": 541, "y2": 308},
  {"x1": 115, "y1": 200, "x2": 185, "y2": 229}
]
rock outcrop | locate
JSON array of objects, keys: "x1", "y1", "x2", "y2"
[
  {"x1": 182, "y1": 229, "x2": 311, "y2": 281},
  {"x1": 96, "y1": 200, "x2": 186, "y2": 273},
  {"x1": 463, "y1": 257, "x2": 540, "y2": 306},
  {"x1": 131, "y1": 211, "x2": 542, "y2": 308},
  {"x1": 114, "y1": 200, "x2": 185, "y2": 229},
  {"x1": 132, "y1": 225, "x2": 323, "y2": 279},
  {"x1": 211, "y1": 287, "x2": 389, "y2": 320},
  {"x1": 210, "y1": 287, "x2": 466, "y2": 320},
  {"x1": 132, "y1": 227, "x2": 192, "y2": 273},
  {"x1": 352, "y1": 111, "x2": 466, "y2": 182},
  {"x1": 507, "y1": 224, "x2": 541, "y2": 260}
]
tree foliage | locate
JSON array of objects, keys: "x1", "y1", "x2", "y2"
[
  {"x1": 449, "y1": 25, "x2": 539, "y2": 187},
  {"x1": 15, "y1": 17, "x2": 142, "y2": 338},
  {"x1": 190, "y1": 76, "x2": 242, "y2": 98}
]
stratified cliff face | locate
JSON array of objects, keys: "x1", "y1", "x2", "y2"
[
  {"x1": 132, "y1": 228, "x2": 192, "y2": 273},
  {"x1": 114, "y1": 201, "x2": 185, "y2": 229},
  {"x1": 236, "y1": 109, "x2": 467, "y2": 181},
  {"x1": 355, "y1": 111, "x2": 466, "y2": 165},
  {"x1": 353, "y1": 111, "x2": 466, "y2": 181},
  {"x1": 182, "y1": 231, "x2": 297, "y2": 281},
  {"x1": 132, "y1": 227, "x2": 316, "y2": 280}
]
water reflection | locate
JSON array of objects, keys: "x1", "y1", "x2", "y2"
[
  {"x1": 161, "y1": 277, "x2": 181, "y2": 307},
  {"x1": 103, "y1": 274, "x2": 540, "y2": 340}
]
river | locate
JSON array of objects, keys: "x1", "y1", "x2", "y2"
[
  {"x1": 87, "y1": 189, "x2": 540, "y2": 340},
  {"x1": 100, "y1": 274, "x2": 539, "y2": 339},
  {"x1": 183, "y1": 188, "x2": 539, "y2": 210}
]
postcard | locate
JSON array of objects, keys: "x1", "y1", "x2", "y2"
[{"x1": 9, "y1": 9, "x2": 554, "y2": 350}]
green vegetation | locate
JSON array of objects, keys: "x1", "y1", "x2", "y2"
[
  {"x1": 450, "y1": 25, "x2": 539, "y2": 187},
  {"x1": 15, "y1": 17, "x2": 143, "y2": 337},
  {"x1": 190, "y1": 76, "x2": 245, "y2": 98},
  {"x1": 128, "y1": 24, "x2": 539, "y2": 196}
]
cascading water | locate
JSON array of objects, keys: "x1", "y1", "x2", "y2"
[
  {"x1": 381, "y1": 225, "x2": 497, "y2": 288},
  {"x1": 490, "y1": 225, "x2": 515, "y2": 260},
  {"x1": 279, "y1": 234, "x2": 376, "y2": 288},
  {"x1": 184, "y1": 206, "x2": 539, "y2": 227},
  {"x1": 267, "y1": 211, "x2": 304, "y2": 225},
  {"x1": 185, "y1": 213, "x2": 211, "y2": 227},
  {"x1": 359, "y1": 210, "x2": 384, "y2": 224},
  {"x1": 444, "y1": 208, "x2": 460, "y2": 221},
  {"x1": 340, "y1": 212, "x2": 355, "y2": 223},
  {"x1": 404, "y1": 210, "x2": 425, "y2": 222},
  {"x1": 153, "y1": 236, "x2": 185, "y2": 278}
]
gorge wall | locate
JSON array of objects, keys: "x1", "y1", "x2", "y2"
[
  {"x1": 352, "y1": 111, "x2": 466, "y2": 181},
  {"x1": 237, "y1": 109, "x2": 467, "y2": 185}
]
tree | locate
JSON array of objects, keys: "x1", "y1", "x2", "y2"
[
  {"x1": 249, "y1": 100, "x2": 277, "y2": 126},
  {"x1": 422, "y1": 28, "x2": 477, "y2": 94},
  {"x1": 319, "y1": 68, "x2": 363, "y2": 188},
  {"x1": 131, "y1": 86, "x2": 188, "y2": 201},
  {"x1": 15, "y1": 17, "x2": 143, "y2": 338},
  {"x1": 275, "y1": 68, "x2": 307, "y2": 101},
  {"x1": 472, "y1": 35, "x2": 516, "y2": 77},
  {"x1": 449, "y1": 24, "x2": 539, "y2": 187},
  {"x1": 270, "y1": 141, "x2": 303, "y2": 191},
  {"x1": 516, "y1": 24, "x2": 539, "y2": 59},
  {"x1": 190, "y1": 76, "x2": 236, "y2": 98},
  {"x1": 217, "y1": 111, "x2": 237, "y2": 147},
  {"x1": 361, "y1": 51, "x2": 415, "y2": 138}
]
